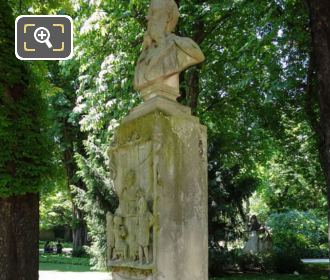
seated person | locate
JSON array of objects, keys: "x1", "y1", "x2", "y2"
[
  {"x1": 56, "y1": 240, "x2": 63, "y2": 254},
  {"x1": 44, "y1": 241, "x2": 53, "y2": 253}
]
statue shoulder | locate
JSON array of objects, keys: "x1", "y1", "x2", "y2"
[{"x1": 172, "y1": 35, "x2": 205, "y2": 63}]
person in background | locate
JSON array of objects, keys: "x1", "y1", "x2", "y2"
[
  {"x1": 56, "y1": 240, "x2": 63, "y2": 254},
  {"x1": 44, "y1": 241, "x2": 53, "y2": 253}
]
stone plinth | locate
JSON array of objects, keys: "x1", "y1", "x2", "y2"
[{"x1": 107, "y1": 96, "x2": 208, "y2": 280}]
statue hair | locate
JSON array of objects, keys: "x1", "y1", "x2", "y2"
[{"x1": 150, "y1": 0, "x2": 180, "y2": 33}]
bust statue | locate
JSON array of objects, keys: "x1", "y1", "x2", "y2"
[{"x1": 134, "y1": 0, "x2": 205, "y2": 101}]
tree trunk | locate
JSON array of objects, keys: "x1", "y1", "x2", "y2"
[
  {"x1": 307, "y1": 0, "x2": 330, "y2": 262},
  {"x1": 0, "y1": 193, "x2": 39, "y2": 280},
  {"x1": 179, "y1": 16, "x2": 205, "y2": 114},
  {"x1": 63, "y1": 146, "x2": 88, "y2": 251},
  {"x1": 187, "y1": 66, "x2": 201, "y2": 116},
  {"x1": 72, "y1": 205, "x2": 87, "y2": 252}
]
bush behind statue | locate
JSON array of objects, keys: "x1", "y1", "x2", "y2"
[
  {"x1": 268, "y1": 247, "x2": 305, "y2": 274},
  {"x1": 209, "y1": 248, "x2": 229, "y2": 276},
  {"x1": 266, "y1": 210, "x2": 327, "y2": 258},
  {"x1": 235, "y1": 249, "x2": 304, "y2": 274},
  {"x1": 72, "y1": 247, "x2": 89, "y2": 258},
  {"x1": 209, "y1": 247, "x2": 304, "y2": 277}
]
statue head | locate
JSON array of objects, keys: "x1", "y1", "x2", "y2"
[{"x1": 145, "y1": 0, "x2": 179, "y2": 46}]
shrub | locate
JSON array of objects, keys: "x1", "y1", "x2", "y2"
[
  {"x1": 233, "y1": 251, "x2": 260, "y2": 272},
  {"x1": 266, "y1": 210, "x2": 327, "y2": 257},
  {"x1": 209, "y1": 248, "x2": 229, "y2": 277},
  {"x1": 301, "y1": 247, "x2": 328, "y2": 258},
  {"x1": 72, "y1": 247, "x2": 89, "y2": 258},
  {"x1": 270, "y1": 248, "x2": 304, "y2": 274},
  {"x1": 209, "y1": 246, "x2": 306, "y2": 275},
  {"x1": 209, "y1": 248, "x2": 272, "y2": 274},
  {"x1": 223, "y1": 248, "x2": 303, "y2": 274},
  {"x1": 228, "y1": 250, "x2": 275, "y2": 273}
]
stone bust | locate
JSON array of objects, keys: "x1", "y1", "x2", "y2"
[{"x1": 134, "y1": 0, "x2": 205, "y2": 101}]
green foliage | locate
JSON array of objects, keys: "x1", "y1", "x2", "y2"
[
  {"x1": 71, "y1": 247, "x2": 89, "y2": 258},
  {"x1": 65, "y1": 0, "x2": 145, "y2": 268},
  {"x1": 0, "y1": 1, "x2": 26, "y2": 87},
  {"x1": 253, "y1": 122, "x2": 325, "y2": 213},
  {"x1": 0, "y1": 84, "x2": 51, "y2": 196},
  {"x1": 269, "y1": 248, "x2": 305, "y2": 274},
  {"x1": 0, "y1": 0, "x2": 53, "y2": 197},
  {"x1": 39, "y1": 262, "x2": 92, "y2": 272},
  {"x1": 211, "y1": 274, "x2": 326, "y2": 280},
  {"x1": 40, "y1": 188, "x2": 72, "y2": 230},
  {"x1": 209, "y1": 248, "x2": 304, "y2": 276},
  {"x1": 208, "y1": 161, "x2": 260, "y2": 244},
  {"x1": 235, "y1": 250, "x2": 304, "y2": 274},
  {"x1": 209, "y1": 248, "x2": 229, "y2": 277},
  {"x1": 266, "y1": 210, "x2": 327, "y2": 257}
]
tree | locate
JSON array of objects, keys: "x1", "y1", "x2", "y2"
[
  {"x1": 66, "y1": 0, "x2": 145, "y2": 267},
  {"x1": 306, "y1": 0, "x2": 330, "y2": 257},
  {"x1": 48, "y1": 61, "x2": 89, "y2": 251},
  {"x1": 0, "y1": 1, "x2": 51, "y2": 279}
]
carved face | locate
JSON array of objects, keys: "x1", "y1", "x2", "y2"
[
  {"x1": 146, "y1": 0, "x2": 179, "y2": 44},
  {"x1": 146, "y1": 1, "x2": 167, "y2": 44}
]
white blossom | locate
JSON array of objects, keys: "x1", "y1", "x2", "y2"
[{"x1": 80, "y1": 10, "x2": 107, "y2": 35}]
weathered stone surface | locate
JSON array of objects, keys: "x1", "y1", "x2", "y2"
[
  {"x1": 107, "y1": 96, "x2": 208, "y2": 280},
  {"x1": 122, "y1": 96, "x2": 197, "y2": 124}
]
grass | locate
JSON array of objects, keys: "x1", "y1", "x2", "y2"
[
  {"x1": 39, "y1": 252, "x2": 93, "y2": 273},
  {"x1": 211, "y1": 263, "x2": 329, "y2": 280},
  {"x1": 39, "y1": 254, "x2": 90, "y2": 266},
  {"x1": 211, "y1": 274, "x2": 327, "y2": 280},
  {"x1": 39, "y1": 262, "x2": 92, "y2": 272}
]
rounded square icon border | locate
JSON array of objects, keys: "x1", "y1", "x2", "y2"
[{"x1": 15, "y1": 15, "x2": 73, "y2": 61}]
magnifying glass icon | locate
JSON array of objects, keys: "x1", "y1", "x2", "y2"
[{"x1": 34, "y1": 27, "x2": 53, "y2": 48}]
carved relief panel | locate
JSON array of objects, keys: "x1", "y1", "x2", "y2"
[{"x1": 107, "y1": 130, "x2": 154, "y2": 269}]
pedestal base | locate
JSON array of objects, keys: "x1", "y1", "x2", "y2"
[{"x1": 107, "y1": 96, "x2": 208, "y2": 280}]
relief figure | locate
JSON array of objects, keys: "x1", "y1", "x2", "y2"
[
  {"x1": 137, "y1": 196, "x2": 154, "y2": 264},
  {"x1": 121, "y1": 170, "x2": 139, "y2": 216},
  {"x1": 106, "y1": 212, "x2": 115, "y2": 260},
  {"x1": 113, "y1": 215, "x2": 128, "y2": 260}
]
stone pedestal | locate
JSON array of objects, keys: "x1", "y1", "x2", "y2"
[{"x1": 107, "y1": 96, "x2": 208, "y2": 280}]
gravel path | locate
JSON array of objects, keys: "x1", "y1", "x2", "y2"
[
  {"x1": 302, "y1": 259, "x2": 329, "y2": 264},
  {"x1": 39, "y1": 271, "x2": 111, "y2": 280}
]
